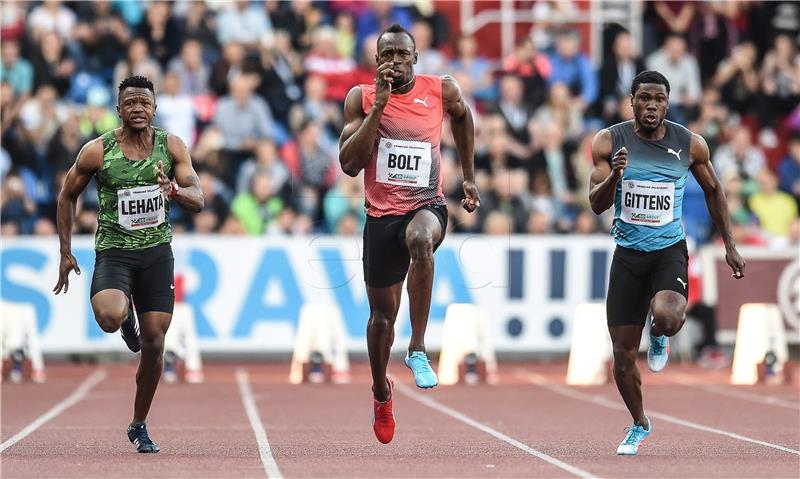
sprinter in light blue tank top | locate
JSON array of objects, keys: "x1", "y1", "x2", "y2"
[{"x1": 589, "y1": 71, "x2": 746, "y2": 456}]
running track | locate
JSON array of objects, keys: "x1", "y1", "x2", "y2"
[{"x1": 2, "y1": 361, "x2": 798, "y2": 478}]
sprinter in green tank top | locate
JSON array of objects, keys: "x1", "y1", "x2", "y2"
[{"x1": 53, "y1": 76, "x2": 204, "y2": 453}]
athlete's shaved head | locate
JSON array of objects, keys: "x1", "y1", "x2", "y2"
[{"x1": 377, "y1": 23, "x2": 415, "y2": 52}]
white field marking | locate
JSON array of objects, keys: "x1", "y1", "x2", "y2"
[
  {"x1": 1, "y1": 369, "x2": 107, "y2": 453},
  {"x1": 235, "y1": 369, "x2": 283, "y2": 479},
  {"x1": 394, "y1": 381, "x2": 600, "y2": 479},
  {"x1": 522, "y1": 371, "x2": 800, "y2": 456},
  {"x1": 669, "y1": 373, "x2": 800, "y2": 410}
]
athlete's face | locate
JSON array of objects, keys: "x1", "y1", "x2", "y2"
[
  {"x1": 376, "y1": 33, "x2": 417, "y2": 88},
  {"x1": 117, "y1": 87, "x2": 156, "y2": 130},
  {"x1": 631, "y1": 83, "x2": 668, "y2": 132}
]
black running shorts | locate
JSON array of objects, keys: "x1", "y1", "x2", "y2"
[
  {"x1": 363, "y1": 203, "x2": 448, "y2": 288},
  {"x1": 90, "y1": 243, "x2": 175, "y2": 314},
  {"x1": 606, "y1": 239, "x2": 688, "y2": 327}
]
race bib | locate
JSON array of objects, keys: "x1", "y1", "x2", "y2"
[
  {"x1": 376, "y1": 138, "x2": 432, "y2": 187},
  {"x1": 620, "y1": 180, "x2": 675, "y2": 227},
  {"x1": 117, "y1": 184, "x2": 165, "y2": 231}
]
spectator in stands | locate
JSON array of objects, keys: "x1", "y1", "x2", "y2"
[
  {"x1": 19, "y1": 84, "x2": 67, "y2": 160},
  {"x1": 491, "y1": 74, "x2": 535, "y2": 147},
  {"x1": 333, "y1": 10, "x2": 356, "y2": 59},
  {"x1": 78, "y1": 85, "x2": 118, "y2": 139},
  {"x1": 749, "y1": 168, "x2": 799, "y2": 238},
  {"x1": 216, "y1": 0, "x2": 273, "y2": 48},
  {"x1": 268, "y1": 0, "x2": 318, "y2": 52},
  {"x1": 0, "y1": 40, "x2": 34, "y2": 98},
  {"x1": 646, "y1": 33, "x2": 702, "y2": 122},
  {"x1": 73, "y1": 1, "x2": 131, "y2": 76},
  {"x1": 501, "y1": 36, "x2": 550, "y2": 109},
  {"x1": 712, "y1": 127, "x2": 766, "y2": 184},
  {"x1": 484, "y1": 210, "x2": 514, "y2": 235},
  {"x1": 0, "y1": 173, "x2": 36, "y2": 235},
  {"x1": 303, "y1": 26, "x2": 356, "y2": 103},
  {"x1": 778, "y1": 134, "x2": 800, "y2": 209},
  {"x1": 237, "y1": 139, "x2": 289, "y2": 197},
  {"x1": 651, "y1": 1, "x2": 696, "y2": 43},
  {"x1": 231, "y1": 169, "x2": 285, "y2": 235},
  {"x1": 688, "y1": 1, "x2": 735, "y2": 83},
  {"x1": 181, "y1": 1, "x2": 219, "y2": 63},
  {"x1": 574, "y1": 208, "x2": 600, "y2": 234},
  {"x1": 410, "y1": 20, "x2": 446, "y2": 75},
  {"x1": 482, "y1": 168, "x2": 530, "y2": 233},
  {"x1": 167, "y1": 38, "x2": 210, "y2": 96},
  {"x1": 759, "y1": 34, "x2": 800, "y2": 126},
  {"x1": 534, "y1": 82, "x2": 583, "y2": 142},
  {"x1": 353, "y1": 33, "x2": 380, "y2": 86},
  {"x1": 30, "y1": 31, "x2": 75, "y2": 96},
  {"x1": 255, "y1": 30, "x2": 304, "y2": 125},
  {"x1": 45, "y1": 110, "x2": 84, "y2": 174},
  {"x1": 449, "y1": 34, "x2": 495, "y2": 101},
  {"x1": 281, "y1": 119, "x2": 339, "y2": 201},
  {"x1": 323, "y1": 173, "x2": 366, "y2": 233},
  {"x1": 214, "y1": 73, "x2": 283, "y2": 161},
  {"x1": 547, "y1": 29, "x2": 598, "y2": 112},
  {"x1": 687, "y1": 88, "x2": 728, "y2": 154},
  {"x1": 138, "y1": 1, "x2": 182, "y2": 68},
  {"x1": 191, "y1": 170, "x2": 230, "y2": 234},
  {"x1": 355, "y1": 1, "x2": 413, "y2": 54},
  {"x1": 527, "y1": 210, "x2": 553, "y2": 235},
  {"x1": 599, "y1": 30, "x2": 645, "y2": 122},
  {"x1": 155, "y1": 72, "x2": 195, "y2": 147},
  {"x1": 289, "y1": 75, "x2": 342, "y2": 139},
  {"x1": 711, "y1": 42, "x2": 759, "y2": 117},
  {"x1": 530, "y1": 121, "x2": 578, "y2": 216},
  {"x1": 113, "y1": 37, "x2": 163, "y2": 92},
  {"x1": 26, "y1": 0, "x2": 76, "y2": 43}
]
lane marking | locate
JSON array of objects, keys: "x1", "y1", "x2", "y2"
[
  {"x1": 1, "y1": 369, "x2": 106, "y2": 453},
  {"x1": 670, "y1": 373, "x2": 799, "y2": 410},
  {"x1": 395, "y1": 381, "x2": 600, "y2": 479},
  {"x1": 236, "y1": 369, "x2": 283, "y2": 479},
  {"x1": 522, "y1": 372, "x2": 800, "y2": 456}
]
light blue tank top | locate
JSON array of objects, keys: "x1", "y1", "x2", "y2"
[{"x1": 608, "y1": 120, "x2": 692, "y2": 252}]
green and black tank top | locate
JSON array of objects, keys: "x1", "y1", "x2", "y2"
[{"x1": 94, "y1": 127, "x2": 173, "y2": 251}]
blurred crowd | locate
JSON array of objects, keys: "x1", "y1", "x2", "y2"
[{"x1": 1, "y1": 0, "x2": 799, "y2": 248}]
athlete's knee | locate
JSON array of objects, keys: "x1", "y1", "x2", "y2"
[
  {"x1": 93, "y1": 304, "x2": 127, "y2": 333},
  {"x1": 612, "y1": 346, "x2": 637, "y2": 374},
  {"x1": 368, "y1": 311, "x2": 394, "y2": 333},
  {"x1": 652, "y1": 306, "x2": 685, "y2": 337},
  {"x1": 140, "y1": 332, "x2": 165, "y2": 354},
  {"x1": 406, "y1": 228, "x2": 434, "y2": 260}
]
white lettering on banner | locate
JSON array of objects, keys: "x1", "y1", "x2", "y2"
[
  {"x1": 1, "y1": 236, "x2": 625, "y2": 354},
  {"x1": 376, "y1": 138, "x2": 432, "y2": 187},
  {"x1": 620, "y1": 180, "x2": 674, "y2": 226},
  {"x1": 117, "y1": 184, "x2": 165, "y2": 230}
]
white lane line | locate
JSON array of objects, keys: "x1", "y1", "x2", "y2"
[
  {"x1": 395, "y1": 381, "x2": 600, "y2": 479},
  {"x1": 523, "y1": 372, "x2": 800, "y2": 456},
  {"x1": 235, "y1": 369, "x2": 283, "y2": 479},
  {"x1": 1, "y1": 369, "x2": 106, "y2": 453},
  {"x1": 669, "y1": 373, "x2": 799, "y2": 410}
]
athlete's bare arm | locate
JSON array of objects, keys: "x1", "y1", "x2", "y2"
[
  {"x1": 589, "y1": 129, "x2": 627, "y2": 214},
  {"x1": 339, "y1": 62, "x2": 396, "y2": 177},
  {"x1": 161, "y1": 134, "x2": 204, "y2": 212},
  {"x1": 442, "y1": 75, "x2": 480, "y2": 212},
  {"x1": 53, "y1": 139, "x2": 103, "y2": 294},
  {"x1": 689, "y1": 133, "x2": 746, "y2": 278}
]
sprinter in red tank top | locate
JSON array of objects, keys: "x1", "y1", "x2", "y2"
[{"x1": 339, "y1": 23, "x2": 480, "y2": 444}]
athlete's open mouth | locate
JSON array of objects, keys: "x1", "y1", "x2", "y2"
[{"x1": 644, "y1": 113, "x2": 657, "y2": 123}]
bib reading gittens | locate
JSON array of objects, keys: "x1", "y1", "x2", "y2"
[
  {"x1": 609, "y1": 120, "x2": 692, "y2": 252},
  {"x1": 95, "y1": 127, "x2": 173, "y2": 251},
  {"x1": 360, "y1": 75, "x2": 445, "y2": 216}
]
